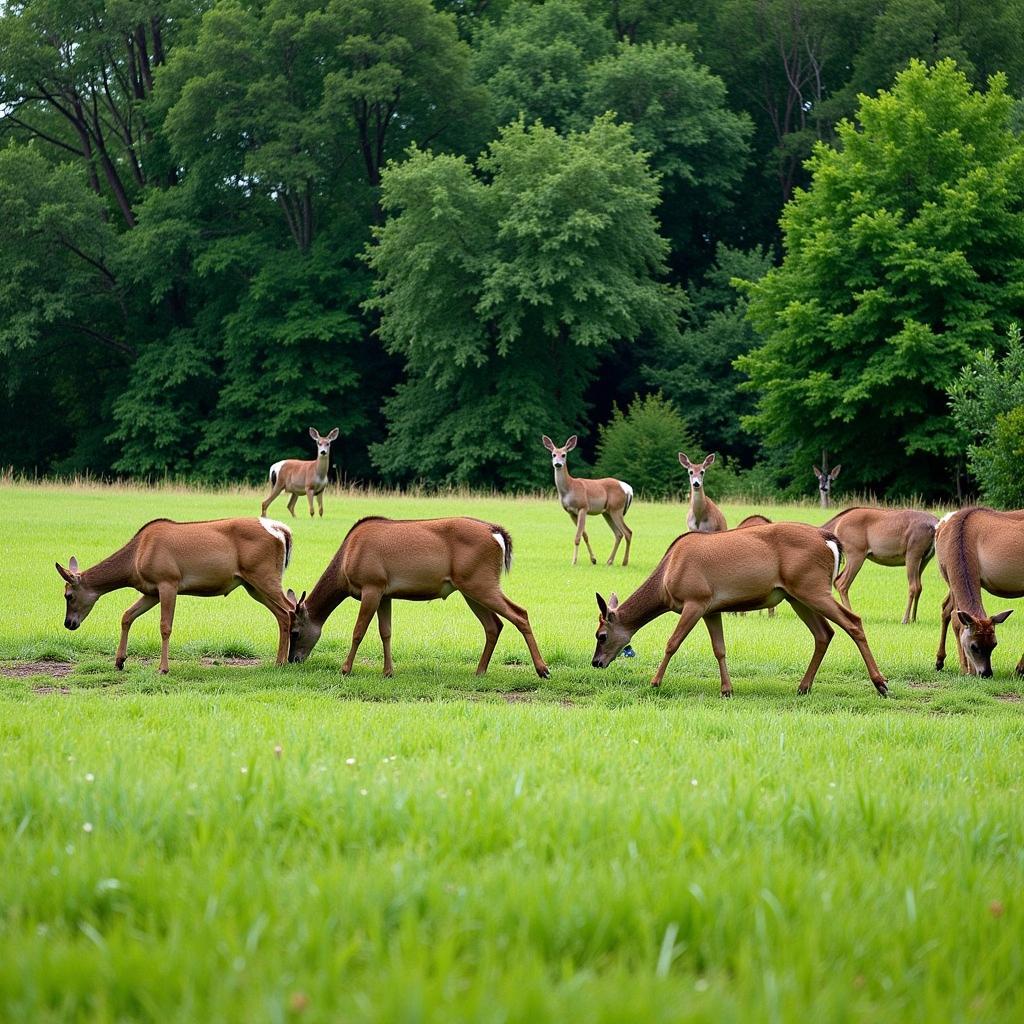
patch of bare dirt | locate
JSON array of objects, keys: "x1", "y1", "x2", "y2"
[
  {"x1": 32, "y1": 684, "x2": 72, "y2": 695},
  {"x1": 499, "y1": 691, "x2": 534, "y2": 704},
  {"x1": 906, "y1": 681, "x2": 940, "y2": 691},
  {"x1": 1, "y1": 660, "x2": 74, "y2": 680},
  {"x1": 199, "y1": 657, "x2": 261, "y2": 667},
  {"x1": 994, "y1": 692, "x2": 1023, "y2": 703}
]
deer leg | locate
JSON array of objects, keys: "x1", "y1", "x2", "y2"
[
  {"x1": 115, "y1": 593, "x2": 159, "y2": 670},
  {"x1": 261, "y1": 482, "x2": 285, "y2": 516},
  {"x1": 903, "y1": 557, "x2": 924, "y2": 625},
  {"x1": 469, "y1": 589, "x2": 549, "y2": 678},
  {"x1": 703, "y1": 612, "x2": 733, "y2": 698},
  {"x1": 785, "y1": 598, "x2": 835, "y2": 695},
  {"x1": 834, "y1": 550, "x2": 865, "y2": 610},
  {"x1": 286, "y1": 492, "x2": 299, "y2": 517},
  {"x1": 602, "y1": 512, "x2": 622, "y2": 566},
  {"x1": 317, "y1": 490, "x2": 324, "y2": 518},
  {"x1": 342, "y1": 588, "x2": 383, "y2": 676},
  {"x1": 952, "y1": 609, "x2": 972, "y2": 674},
  {"x1": 936, "y1": 591, "x2": 955, "y2": 670},
  {"x1": 620, "y1": 514, "x2": 633, "y2": 567},
  {"x1": 794, "y1": 588, "x2": 888, "y2": 696},
  {"x1": 156, "y1": 583, "x2": 178, "y2": 675},
  {"x1": 238, "y1": 575, "x2": 293, "y2": 666},
  {"x1": 464, "y1": 595, "x2": 503, "y2": 676},
  {"x1": 573, "y1": 510, "x2": 597, "y2": 565},
  {"x1": 306, "y1": 487, "x2": 316, "y2": 518},
  {"x1": 651, "y1": 602, "x2": 706, "y2": 688},
  {"x1": 377, "y1": 597, "x2": 394, "y2": 677}
]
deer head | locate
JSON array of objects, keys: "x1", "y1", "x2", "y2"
[
  {"x1": 55, "y1": 557, "x2": 98, "y2": 630},
  {"x1": 309, "y1": 427, "x2": 340, "y2": 459},
  {"x1": 679, "y1": 452, "x2": 715, "y2": 491},
  {"x1": 813, "y1": 464, "x2": 841, "y2": 506},
  {"x1": 286, "y1": 589, "x2": 321, "y2": 663},
  {"x1": 592, "y1": 592, "x2": 632, "y2": 667},
  {"x1": 955, "y1": 609, "x2": 1013, "y2": 677},
  {"x1": 541, "y1": 434, "x2": 577, "y2": 470}
]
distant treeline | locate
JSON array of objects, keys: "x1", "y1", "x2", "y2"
[{"x1": 1, "y1": 1, "x2": 1022, "y2": 498}]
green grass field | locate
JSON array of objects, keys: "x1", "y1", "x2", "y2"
[{"x1": 2, "y1": 482, "x2": 1023, "y2": 1022}]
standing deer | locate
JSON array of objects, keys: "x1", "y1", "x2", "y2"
[
  {"x1": 288, "y1": 517, "x2": 549, "y2": 679},
  {"x1": 821, "y1": 507, "x2": 939, "y2": 624},
  {"x1": 589, "y1": 521, "x2": 888, "y2": 697},
  {"x1": 262, "y1": 427, "x2": 339, "y2": 518},
  {"x1": 680, "y1": 452, "x2": 727, "y2": 532},
  {"x1": 55, "y1": 518, "x2": 294, "y2": 674},
  {"x1": 541, "y1": 435, "x2": 633, "y2": 566},
  {"x1": 813, "y1": 464, "x2": 842, "y2": 508},
  {"x1": 934, "y1": 507, "x2": 1023, "y2": 677}
]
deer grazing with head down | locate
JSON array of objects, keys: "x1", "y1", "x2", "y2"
[
  {"x1": 589, "y1": 520, "x2": 888, "y2": 697},
  {"x1": 822, "y1": 507, "x2": 938, "y2": 623},
  {"x1": 541, "y1": 435, "x2": 633, "y2": 566},
  {"x1": 56, "y1": 518, "x2": 295, "y2": 674},
  {"x1": 288, "y1": 517, "x2": 549, "y2": 679},
  {"x1": 680, "y1": 452, "x2": 727, "y2": 533},
  {"x1": 934, "y1": 507, "x2": 1023, "y2": 677},
  {"x1": 262, "y1": 427, "x2": 339, "y2": 518},
  {"x1": 813, "y1": 464, "x2": 842, "y2": 508}
]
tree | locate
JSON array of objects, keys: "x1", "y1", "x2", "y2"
[
  {"x1": 740, "y1": 60, "x2": 1024, "y2": 497},
  {"x1": 367, "y1": 115, "x2": 682, "y2": 489},
  {"x1": 948, "y1": 324, "x2": 1024, "y2": 507}
]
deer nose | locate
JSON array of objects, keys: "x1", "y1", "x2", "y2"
[{"x1": 981, "y1": 667, "x2": 993, "y2": 678}]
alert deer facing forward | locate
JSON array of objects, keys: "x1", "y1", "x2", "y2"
[
  {"x1": 680, "y1": 453, "x2": 727, "y2": 532},
  {"x1": 590, "y1": 521, "x2": 888, "y2": 697},
  {"x1": 288, "y1": 517, "x2": 549, "y2": 679},
  {"x1": 541, "y1": 435, "x2": 633, "y2": 566},
  {"x1": 814, "y1": 464, "x2": 842, "y2": 508},
  {"x1": 262, "y1": 427, "x2": 339, "y2": 518},
  {"x1": 56, "y1": 518, "x2": 295, "y2": 674}
]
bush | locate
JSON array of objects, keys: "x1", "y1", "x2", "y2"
[
  {"x1": 593, "y1": 394, "x2": 695, "y2": 499},
  {"x1": 978, "y1": 406, "x2": 1024, "y2": 508}
]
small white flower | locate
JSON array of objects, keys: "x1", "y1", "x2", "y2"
[
  {"x1": 359, "y1": 789, "x2": 368, "y2": 796},
  {"x1": 85, "y1": 773, "x2": 95, "y2": 783},
  {"x1": 345, "y1": 757, "x2": 356, "y2": 766},
  {"x1": 691, "y1": 778, "x2": 698, "y2": 787},
  {"x1": 273, "y1": 745, "x2": 283, "y2": 758},
  {"x1": 695, "y1": 978, "x2": 709, "y2": 992},
  {"x1": 240, "y1": 766, "x2": 248, "y2": 774},
  {"x1": 82, "y1": 822, "x2": 93, "y2": 833}
]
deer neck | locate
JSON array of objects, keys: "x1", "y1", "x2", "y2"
[
  {"x1": 690, "y1": 485, "x2": 707, "y2": 522},
  {"x1": 616, "y1": 563, "x2": 672, "y2": 638},
  {"x1": 304, "y1": 557, "x2": 351, "y2": 627},
  {"x1": 81, "y1": 541, "x2": 138, "y2": 596},
  {"x1": 312, "y1": 452, "x2": 330, "y2": 485},
  {"x1": 944, "y1": 511, "x2": 986, "y2": 618},
  {"x1": 820, "y1": 492, "x2": 828, "y2": 509},
  {"x1": 553, "y1": 463, "x2": 575, "y2": 499}
]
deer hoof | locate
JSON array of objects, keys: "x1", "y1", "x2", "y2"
[
  {"x1": 115, "y1": 658, "x2": 125, "y2": 671},
  {"x1": 797, "y1": 684, "x2": 810, "y2": 696},
  {"x1": 720, "y1": 689, "x2": 732, "y2": 699},
  {"x1": 536, "y1": 665, "x2": 550, "y2": 679},
  {"x1": 158, "y1": 668, "x2": 169, "y2": 676},
  {"x1": 875, "y1": 680, "x2": 889, "y2": 697}
]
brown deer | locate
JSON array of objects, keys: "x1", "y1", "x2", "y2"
[
  {"x1": 541, "y1": 435, "x2": 633, "y2": 566},
  {"x1": 287, "y1": 517, "x2": 549, "y2": 678},
  {"x1": 56, "y1": 518, "x2": 295, "y2": 674},
  {"x1": 822, "y1": 507, "x2": 939, "y2": 624},
  {"x1": 813, "y1": 464, "x2": 842, "y2": 508},
  {"x1": 934, "y1": 507, "x2": 1023, "y2": 677},
  {"x1": 261, "y1": 427, "x2": 339, "y2": 518},
  {"x1": 589, "y1": 521, "x2": 888, "y2": 697},
  {"x1": 680, "y1": 452, "x2": 727, "y2": 532}
]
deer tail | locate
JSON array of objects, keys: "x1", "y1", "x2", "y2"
[{"x1": 490, "y1": 525, "x2": 513, "y2": 573}]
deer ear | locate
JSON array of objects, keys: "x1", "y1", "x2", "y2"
[
  {"x1": 830, "y1": 464, "x2": 842, "y2": 480},
  {"x1": 564, "y1": 435, "x2": 578, "y2": 451},
  {"x1": 308, "y1": 426, "x2": 319, "y2": 440},
  {"x1": 298, "y1": 590, "x2": 307, "y2": 606},
  {"x1": 608, "y1": 592, "x2": 619, "y2": 611},
  {"x1": 596, "y1": 592, "x2": 608, "y2": 617},
  {"x1": 286, "y1": 588, "x2": 297, "y2": 604},
  {"x1": 326, "y1": 428, "x2": 339, "y2": 442},
  {"x1": 56, "y1": 561, "x2": 75, "y2": 584},
  {"x1": 541, "y1": 435, "x2": 555, "y2": 451},
  {"x1": 69, "y1": 556, "x2": 79, "y2": 573},
  {"x1": 813, "y1": 465, "x2": 823, "y2": 478},
  {"x1": 956, "y1": 610, "x2": 978, "y2": 629},
  {"x1": 991, "y1": 609, "x2": 1013, "y2": 625},
  {"x1": 678, "y1": 452, "x2": 690, "y2": 467},
  {"x1": 703, "y1": 453, "x2": 716, "y2": 468}
]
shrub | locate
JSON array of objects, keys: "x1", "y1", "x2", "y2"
[{"x1": 593, "y1": 394, "x2": 695, "y2": 499}]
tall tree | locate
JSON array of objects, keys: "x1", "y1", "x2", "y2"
[
  {"x1": 740, "y1": 60, "x2": 1024, "y2": 496},
  {"x1": 367, "y1": 115, "x2": 682, "y2": 489}
]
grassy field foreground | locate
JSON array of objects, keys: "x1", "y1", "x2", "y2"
[{"x1": 1, "y1": 483, "x2": 1023, "y2": 1021}]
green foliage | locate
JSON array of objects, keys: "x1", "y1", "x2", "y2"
[
  {"x1": 367, "y1": 115, "x2": 682, "y2": 489},
  {"x1": 949, "y1": 324, "x2": 1024, "y2": 507},
  {"x1": 741, "y1": 60, "x2": 1024, "y2": 497},
  {"x1": 593, "y1": 393, "x2": 694, "y2": 499}
]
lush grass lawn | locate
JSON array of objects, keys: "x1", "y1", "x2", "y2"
[{"x1": 2, "y1": 483, "x2": 1022, "y2": 1022}]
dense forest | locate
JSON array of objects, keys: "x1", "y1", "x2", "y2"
[{"x1": 2, "y1": 0, "x2": 1023, "y2": 498}]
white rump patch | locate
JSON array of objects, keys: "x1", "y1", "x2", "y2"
[
  {"x1": 260, "y1": 517, "x2": 292, "y2": 568},
  {"x1": 938, "y1": 510, "x2": 956, "y2": 527},
  {"x1": 491, "y1": 531, "x2": 509, "y2": 565},
  {"x1": 618, "y1": 481, "x2": 634, "y2": 500},
  {"x1": 269, "y1": 459, "x2": 286, "y2": 483},
  {"x1": 825, "y1": 539, "x2": 840, "y2": 584}
]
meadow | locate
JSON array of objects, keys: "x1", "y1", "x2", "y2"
[{"x1": 1, "y1": 482, "x2": 1022, "y2": 1022}]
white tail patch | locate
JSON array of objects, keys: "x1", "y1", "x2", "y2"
[
  {"x1": 825, "y1": 539, "x2": 840, "y2": 583},
  {"x1": 491, "y1": 531, "x2": 509, "y2": 567},
  {"x1": 618, "y1": 481, "x2": 633, "y2": 500},
  {"x1": 269, "y1": 460, "x2": 286, "y2": 484},
  {"x1": 260, "y1": 517, "x2": 292, "y2": 569}
]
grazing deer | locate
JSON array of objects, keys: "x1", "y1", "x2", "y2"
[
  {"x1": 288, "y1": 517, "x2": 549, "y2": 678},
  {"x1": 589, "y1": 521, "x2": 888, "y2": 697},
  {"x1": 541, "y1": 435, "x2": 633, "y2": 566},
  {"x1": 262, "y1": 427, "x2": 339, "y2": 518},
  {"x1": 822, "y1": 507, "x2": 939, "y2": 623},
  {"x1": 813, "y1": 464, "x2": 842, "y2": 508},
  {"x1": 56, "y1": 518, "x2": 294, "y2": 674},
  {"x1": 934, "y1": 507, "x2": 1023, "y2": 677},
  {"x1": 680, "y1": 453, "x2": 727, "y2": 532}
]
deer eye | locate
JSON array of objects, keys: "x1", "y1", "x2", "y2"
[
  {"x1": 969, "y1": 643, "x2": 979, "y2": 652},
  {"x1": 596, "y1": 632, "x2": 607, "y2": 643}
]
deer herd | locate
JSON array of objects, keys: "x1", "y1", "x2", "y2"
[{"x1": 53, "y1": 428, "x2": 1024, "y2": 696}]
